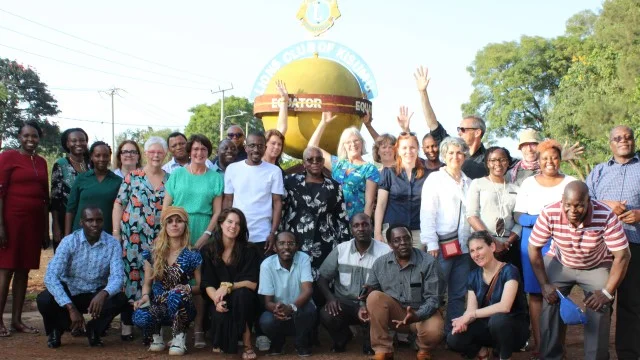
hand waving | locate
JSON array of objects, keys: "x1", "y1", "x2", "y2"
[
  {"x1": 322, "y1": 111, "x2": 338, "y2": 124},
  {"x1": 362, "y1": 110, "x2": 372, "y2": 126},
  {"x1": 397, "y1": 106, "x2": 414, "y2": 132},
  {"x1": 414, "y1": 66, "x2": 431, "y2": 91},
  {"x1": 561, "y1": 141, "x2": 585, "y2": 161},
  {"x1": 275, "y1": 80, "x2": 289, "y2": 98}
]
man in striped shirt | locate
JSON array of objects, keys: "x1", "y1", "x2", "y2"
[{"x1": 528, "y1": 181, "x2": 630, "y2": 360}]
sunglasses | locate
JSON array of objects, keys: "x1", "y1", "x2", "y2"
[
  {"x1": 457, "y1": 127, "x2": 480, "y2": 133},
  {"x1": 399, "y1": 131, "x2": 417, "y2": 136},
  {"x1": 610, "y1": 135, "x2": 634, "y2": 143},
  {"x1": 496, "y1": 218, "x2": 506, "y2": 237},
  {"x1": 305, "y1": 156, "x2": 324, "y2": 164},
  {"x1": 227, "y1": 133, "x2": 244, "y2": 139}
]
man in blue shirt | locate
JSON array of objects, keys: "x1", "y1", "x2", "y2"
[
  {"x1": 586, "y1": 125, "x2": 640, "y2": 360},
  {"x1": 36, "y1": 206, "x2": 127, "y2": 348},
  {"x1": 258, "y1": 231, "x2": 315, "y2": 357}
]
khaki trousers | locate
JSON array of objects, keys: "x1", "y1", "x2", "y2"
[{"x1": 366, "y1": 290, "x2": 444, "y2": 353}]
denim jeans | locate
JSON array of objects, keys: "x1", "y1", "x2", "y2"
[
  {"x1": 259, "y1": 301, "x2": 317, "y2": 350},
  {"x1": 438, "y1": 252, "x2": 471, "y2": 334}
]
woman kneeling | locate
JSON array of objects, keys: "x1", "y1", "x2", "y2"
[
  {"x1": 447, "y1": 231, "x2": 529, "y2": 360},
  {"x1": 132, "y1": 206, "x2": 202, "y2": 356}
]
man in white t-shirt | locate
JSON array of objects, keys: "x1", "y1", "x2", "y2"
[{"x1": 224, "y1": 132, "x2": 285, "y2": 253}]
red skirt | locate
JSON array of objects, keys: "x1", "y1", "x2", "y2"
[{"x1": 0, "y1": 195, "x2": 46, "y2": 269}]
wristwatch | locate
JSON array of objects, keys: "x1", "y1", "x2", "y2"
[{"x1": 289, "y1": 304, "x2": 298, "y2": 313}]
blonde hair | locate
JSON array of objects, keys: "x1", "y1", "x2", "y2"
[
  {"x1": 337, "y1": 127, "x2": 367, "y2": 160},
  {"x1": 151, "y1": 207, "x2": 190, "y2": 280}
]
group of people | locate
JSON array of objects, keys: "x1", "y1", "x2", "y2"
[{"x1": 0, "y1": 69, "x2": 638, "y2": 360}]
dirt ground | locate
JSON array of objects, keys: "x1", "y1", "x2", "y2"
[{"x1": 1, "y1": 249, "x2": 613, "y2": 359}]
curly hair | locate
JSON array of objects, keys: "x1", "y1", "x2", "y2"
[{"x1": 537, "y1": 139, "x2": 562, "y2": 160}]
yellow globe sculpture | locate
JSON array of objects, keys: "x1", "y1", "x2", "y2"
[{"x1": 255, "y1": 56, "x2": 369, "y2": 159}]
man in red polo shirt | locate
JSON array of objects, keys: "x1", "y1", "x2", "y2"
[{"x1": 528, "y1": 181, "x2": 631, "y2": 360}]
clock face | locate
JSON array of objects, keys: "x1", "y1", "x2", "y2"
[{"x1": 305, "y1": 0, "x2": 331, "y2": 25}]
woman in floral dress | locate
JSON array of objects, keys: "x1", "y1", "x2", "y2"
[
  {"x1": 50, "y1": 128, "x2": 89, "y2": 250},
  {"x1": 281, "y1": 146, "x2": 350, "y2": 282},
  {"x1": 112, "y1": 136, "x2": 169, "y2": 340}
]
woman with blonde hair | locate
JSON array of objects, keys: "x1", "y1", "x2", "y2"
[
  {"x1": 372, "y1": 134, "x2": 397, "y2": 170},
  {"x1": 307, "y1": 112, "x2": 379, "y2": 218},
  {"x1": 132, "y1": 206, "x2": 202, "y2": 356}
]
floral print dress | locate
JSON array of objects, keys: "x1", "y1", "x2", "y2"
[
  {"x1": 330, "y1": 156, "x2": 380, "y2": 219},
  {"x1": 281, "y1": 173, "x2": 350, "y2": 280},
  {"x1": 116, "y1": 169, "x2": 170, "y2": 302},
  {"x1": 50, "y1": 157, "x2": 87, "y2": 241}
]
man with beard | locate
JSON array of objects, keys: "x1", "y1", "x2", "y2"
[
  {"x1": 37, "y1": 206, "x2": 127, "y2": 348},
  {"x1": 586, "y1": 125, "x2": 640, "y2": 360},
  {"x1": 258, "y1": 232, "x2": 316, "y2": 357},
  {"x1": 361, "y1": 224, "x2": 445, "y2": 360},
  {"x1": 317, "y1": 213, "x2": 390, "y2": 354},
  {"x1": 223, "y1": 132, "x2": 284, "y2": 253},
  {"x1": 529, "y1": 181, "x2": 630, "y2": 360},
  {"x1": 211, "y1": 139, "x2": 238, "y2": 174},
  {"x1": 162, "y1": 132, "x2": 214, "y2": 174}
]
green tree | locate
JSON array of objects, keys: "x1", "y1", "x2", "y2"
[
  {"x1": 116, "y1": 127, "x2": 177, "y2": 147},
  {"x1": 0, "y1": 58, "x2": 61, "y2": 154},
  {"x1": 185, "y1": 96, "x2": 262, "y2": 146}
]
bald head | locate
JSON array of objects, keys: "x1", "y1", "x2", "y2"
[
  {"x1": 562, "y1": 181, "x2": 590, "y2": 226},
  {"x1": 563, "y1": 180, "x2": 589, "y2": 200}
]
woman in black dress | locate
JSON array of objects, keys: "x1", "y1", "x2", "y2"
[{"x1": 201, "y1": 208, "x2": 261, "y2": 359}]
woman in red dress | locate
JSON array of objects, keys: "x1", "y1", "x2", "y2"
[{"x1": 0, "y1": 121, "x2": 50, "y2": 337}]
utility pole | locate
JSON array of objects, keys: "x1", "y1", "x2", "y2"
[
  {"x1": 212, "y1": 84, "x2": 234, "y2": 141},
  {"x1": 100, "y1": 87, "x2": 125, "y2": 150}
]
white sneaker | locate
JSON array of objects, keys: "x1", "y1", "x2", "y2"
[
  {"x1": 256, "y1": 335, "x2": 271, "y2": 352},
  {"x1": 168, "y1": 333, "x2": 186, "y2": 356},
  {"x1": 148, "y1": 333, "x2": 165, "y2": 352}
]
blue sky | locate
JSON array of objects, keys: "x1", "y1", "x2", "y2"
[{"x1": 0, "y1": 0, "x2": 603, "y2": 155}]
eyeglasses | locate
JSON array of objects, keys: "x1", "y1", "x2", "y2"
[
  {"x1": 345, "y1": 139, "x2": 362, "y2": 146},
  {"x1": 146, "y1": 151, "x2": 165, "y2": 157},
  {"x1": 457, "y1": 127, "x2": 479, "y2": 133},
  {"x1": 305, "y1": 156, "x2": 324, "y2": 164},
  {"x1": 399, "y1": 131, "x2": 417, "y2": 136},
  {"x1": 121, "y1": 150, "x2": 139, "y2": 156},
  {"x1": 487, "y1": 158, "x2": 509, "y2": 164},
  {"x1": 611, "y1": 135, "x2": 634, "y2": 143},
  {"x1": 228, "y1": 133, "x2": 244, "y2": 139},
  {"x1": 245, "y1": 143, "x2": 265, "y2": 150}
]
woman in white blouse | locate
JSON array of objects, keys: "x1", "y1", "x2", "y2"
[
  {"x1": 513, "y1": 139, "x2": 576, "y2": 359},
  {"x1": 420, "y1": 136, "x2": 472, "y2": 334}
]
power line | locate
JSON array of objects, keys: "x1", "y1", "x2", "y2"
[
  {"x1": 0, "y1": 25, "x2": 213, "y2": 86},
  {"x1": 51, "y1": 115, "x2": 187, "y2": 128},
  {"x1": 0, "y1": 7, "x2": 230, "y2": 85},
  {"x1": 0, "y1": 43, "x2": 213, "y2": 91}
]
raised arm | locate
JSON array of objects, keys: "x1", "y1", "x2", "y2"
[
  {"x1": 414, "y1": 66, "x2": 439, "y2": 131},
  {"x1": 361, "y1": 111, "x2": 380, "y2": 140},
  {"x1": 396, "y1": 106, "x2": 414, "y2": 133},
  {"x1": 275, "y1": 80, "x2": 289, "y2": 135},
  {"x1": 307, "y1": 111, "x2": 337, "y2": 171}
]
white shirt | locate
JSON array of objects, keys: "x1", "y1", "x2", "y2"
[
  {"x1": 161, "y1": 157, "x2": 214, "y2": 174},
  {"x1": 420, "y1": 169, "x2": 472, "y2": 252},
  {"x1": 514, "y1": 175, "x2": 576, "y2": 215},
  {"x1": 224, "y1": 161, "x2": 285, "y2": 243}
]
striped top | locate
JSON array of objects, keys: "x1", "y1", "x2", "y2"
[{"x1": 529, "y1": 200, "x2": 628, "y2": 269}]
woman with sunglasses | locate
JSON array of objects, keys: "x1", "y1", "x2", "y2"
[
  {"x1": 307, "y1": 112, "x2": 379, "y2": 218},
  {"x1": 466, "y1": 147, "x2": 521, "y2": 267},
  {"x1": 513, "y1": 139, "x2": 576, "y2": 360},
  {"x1": 114, "y1": 140, "x2": 142, "y2": 179},
  {"x1": 281, "y1": 146, "x2": 350, "y2": 282},
  {"x1": 50, "y1": 128, "x2": 90, "y2": 250},
  {"x1": 112, "y1": 136, "x2": 170, "y2": 341},
  {"x1": 374, "y1": 132, "x2": 430, "y2": 248}
]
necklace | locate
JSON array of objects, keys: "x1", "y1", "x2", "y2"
[
  {"x1": 68, "y1": 156, "x2": 87, "y2": 172},
  {"x1": 189, "y1": 163, "x2": 205, "y2": 175}
]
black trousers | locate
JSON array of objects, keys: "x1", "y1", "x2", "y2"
[
  {"x1": 36, "y1": 287, "x2": 128, "y2": 336},
  {"x1": 616, "y1": 243, "x2": 640, "y2": 360},
  {"x1": 446, "y1": 313, "x2": 529, "y2": 359},
  {"x1": 319, "y1": 299, "x2": 370, "y2": 349}
]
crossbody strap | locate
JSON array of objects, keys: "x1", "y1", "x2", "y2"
[{"x1": 483, "y1": 263, "x2": 506, "y2": 307}]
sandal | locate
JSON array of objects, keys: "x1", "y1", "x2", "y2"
[
  {"x1": 243, "y1": 347, "x2": 258, "y2": 360},
  {"x1": 0, "y1": 324, "x2": 10, "y2": 337},
  {"x1": 193, "y1": 331, "x2": 206, "y2": 349},
  {"x1": 11, "y1": 323, "x2": 39, "y2": 334},
  {"x1": 476, "y1": 347, "x2": 490, "y2": 360}
]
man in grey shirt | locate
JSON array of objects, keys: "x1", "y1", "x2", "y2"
[
  {"x1": 317, "y1": 213, "x2": 390, "y2": 354},
  {"x1": 359, "y1": 224, "x2": 445, "y2": 360}
]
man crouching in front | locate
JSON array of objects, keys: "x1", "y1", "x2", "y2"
[
  {"x1": 359, "y1": 224, "x2": 445, "y2": 360},
  {"x1": 37, "y1": 206, "x2": 127, "y2": 348}
]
